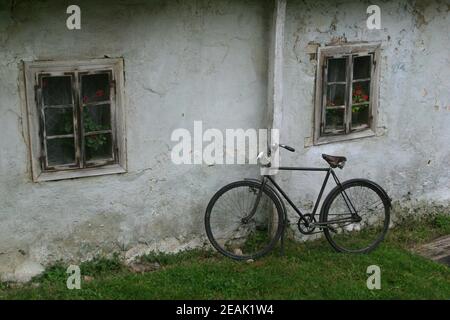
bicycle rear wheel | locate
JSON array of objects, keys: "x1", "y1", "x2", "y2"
[
  {"x1": 205, "y1": 180, "x2": 284, "y2": 260},
  {"x1": 320, "y1": 179, "x2": 390, "y2": 253}
]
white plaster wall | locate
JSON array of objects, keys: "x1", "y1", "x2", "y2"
[
  {"x1": 0, "y1": 0, "x2": 270, "y2": 279},
  {"x1": 0, "y1": 0, "x2": 449, "y2": 280},
  {"x1": 281, "y1": 0, "x2": 450, "y2": 227}
]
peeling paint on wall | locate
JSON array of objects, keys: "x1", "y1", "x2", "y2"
[
  {"x1": 281, "y1": 0, "x2": 450, "y2": 238},
  {"x1": 0, "y1": 0, "x2": 449, "y2": 281}
]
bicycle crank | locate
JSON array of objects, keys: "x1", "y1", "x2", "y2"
[{"x1": 297, "y1": 214, "x2": 317, "y2": 235}]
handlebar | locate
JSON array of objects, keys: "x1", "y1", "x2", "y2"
[
  {"x1": 279, "y1": 144, "x2": 295, "y2": 152},
  {"x1": 257, "y1": 143, "x2": 296, "y2": 167}
]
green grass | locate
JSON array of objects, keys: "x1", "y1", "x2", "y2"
[{"x1": 0, "y1": 214, "x2": 449, "y2": 300}]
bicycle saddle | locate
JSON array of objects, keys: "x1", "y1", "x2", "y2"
[{"x1": 322, "y1": 154, "x2": 347, "y2": 169}]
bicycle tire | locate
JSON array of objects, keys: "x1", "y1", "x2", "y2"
[
  {"x1": 320, "y1": 179, "x2": 390, "y2": 253},
  {"x1": 205, "y1": 180, "x2": 285, "y2": 261}
]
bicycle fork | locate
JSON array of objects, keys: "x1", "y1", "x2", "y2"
[
  {"x1": 241, "y1": 179, "x2": 267, "y2": 224},
  {"x1": 242, "y1": 179, "x2": 288, "y2": 257}
]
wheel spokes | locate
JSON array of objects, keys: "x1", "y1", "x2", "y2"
[
  {"x1": 326, "y1": 184, "x2": 388, "y2": 252},
  {"x1": 208, "y1": 183, "x2": 280, "y2": 259}
]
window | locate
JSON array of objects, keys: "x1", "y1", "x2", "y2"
[
  {"x1": 23, "y1": 59, "x2": 127, "y2": 181},
  {"x1": 314, "y1": 43, "x2": 380, "y2": 145}
]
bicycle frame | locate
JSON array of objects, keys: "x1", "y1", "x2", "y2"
[
  {"x1": 250, "y1": 166, "x2": 359, "y2": 228},
  {"x1": 205, "y1": 151, "x2": 391, "y2": 259}
]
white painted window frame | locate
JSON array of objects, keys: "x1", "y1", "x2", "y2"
[
  {"x1": 314, "y1": 43, "x2": 381, "y2": 145},
  {"x1": 22, "y1": 58, "x2": 127, "y2": 182}
]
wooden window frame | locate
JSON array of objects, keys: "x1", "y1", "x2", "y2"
[
  {"x1": 314, "y1": 43, "x2": 381, "y2": 145},
  {"x1": 23, "y1": 59, "x2": 127, "y2": 182}
]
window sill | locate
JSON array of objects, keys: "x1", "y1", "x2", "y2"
[
  {"x1": 34, "y1": 164, "x2": 127, "y2": 182},
  {"x1": 314, "y1": 129, "x2": 375, "y2": 146}
]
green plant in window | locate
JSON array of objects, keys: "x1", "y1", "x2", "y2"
[
  {"x1": 63, "y1": 112, "x2": 73, "y2": 134},
  {"x1": 86, "y1": 134, "x2": 107, "y2": 152},
  {"x1": 352, "y1": 84, "x2": 369, "y2": 102},
  {"x1": 83, "y1": 108, "x2": 109, "y2": 151},
  {"x1": 352, "y1": 84, "x2": 369, "y2": 113}
]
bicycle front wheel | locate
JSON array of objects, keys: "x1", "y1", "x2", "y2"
[
  {"x1": 205, "y1": 180, "x2": 284, "y2": 261},
  {"x1": 320, "y1": 179, "x2": 390, "y2": 253}
]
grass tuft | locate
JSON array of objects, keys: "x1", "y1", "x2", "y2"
[
  {"x1": 140, "y1": 249, "x2": 217, "y2": 266},
  {"x1": 1, "y1": 213, "x2": 449, "y2": 300}
]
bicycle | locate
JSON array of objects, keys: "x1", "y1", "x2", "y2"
[{"x1": 204, "y1": 144, "x2": 391, "y2": 261}]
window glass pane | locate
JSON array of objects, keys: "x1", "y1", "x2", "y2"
[
  {"x1": 327, "y1": 84, "x2": 346, "y2": 106},
  {"x1": 353, "y1": 56, "x2": 371, "y2": 80},
  {"x1": 352, "y1": 81, "x2": 371, "y2": 104},
  {"x1": 352, "y1": 104, "x2": 370, "y2": 129},
  {"x1": 83, "y1": 104, "x2": 111, "y2": 133},
  {"x1": 46, "y1": 138, "x2": 75, "y2": 166},
  {"x1": 44, "y1": 108, "x2": 74, "y2": 136},
  {"x1": 42, "y1": 76, "x2": 73, "y2": 106},
  {"x1": 85, "y1": 133, "x2": 113, "y2": 162},
  {"x1": 327, "y1": 58, "x2": 346, "y2": 82},
  {"x1": 81, "y1": 73, "x2": 110, "y2": 104},
  {"x1": 324, "y1": 108, "x2": 345, "y2": 134}
]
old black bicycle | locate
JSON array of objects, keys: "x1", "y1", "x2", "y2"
[{"x1": 205, "y1": 144, "x2": 391, "y2": 260}]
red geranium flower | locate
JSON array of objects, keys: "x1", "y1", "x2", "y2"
[
  {"x1": 363, "y1": 95, "x2": 369, "y2": 101},
  {"x1": 83, "y1": 96, "x2": 89, "y2": 103},
  {"x1": 95, "y1": 89, "x2": 104, "y2": 97}
]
